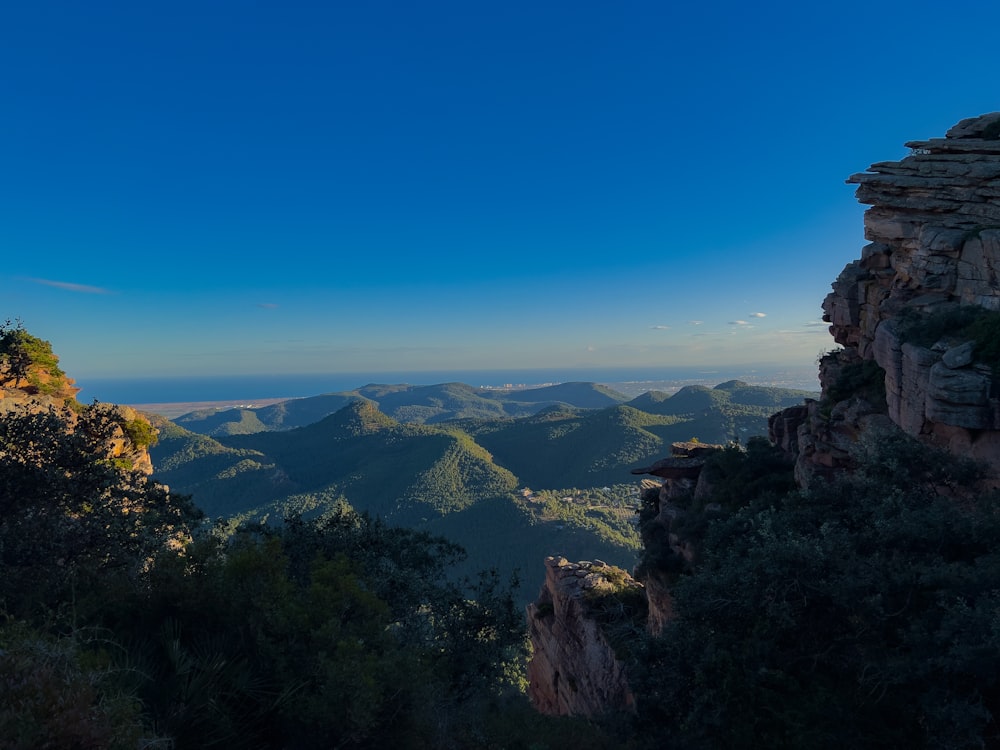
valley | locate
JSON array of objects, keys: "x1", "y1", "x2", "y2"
[{"x1": 149, "y1": 378, "x2": 817, "y2": 604}]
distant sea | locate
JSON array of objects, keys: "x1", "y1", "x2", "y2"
[{"x1": 76, "y1": 364, "x2": 820, "y2": 405}]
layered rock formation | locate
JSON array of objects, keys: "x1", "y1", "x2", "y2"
[
  {"x1": 774, "y1": 113, "x2": 1000, "y2": 479},
  {"x1": 629, "y1": 441, "x2": 727, "y2": 632},
  {"x1": 630, "y1": 440, "x2": 725, "y2": 502},
  {"x1": 525, "y1": 557, "x2": 637, "y2": 716},
  {"x1": 530, "y1": 114, "x2": 1000, "y2": 719}
]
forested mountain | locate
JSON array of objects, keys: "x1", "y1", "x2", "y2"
[
  {"x1": 153, "y1": 380, "x2": 818, "y2": 525},
  {"x1": 150, "y1": 380, "x2": 817, "y2": 605},
  {"x1": 174, "y1": 380, "x2": 630, "y2": 436},
  {"x1": 0, "y1": 323, "x2": 618, "y2": 748}
]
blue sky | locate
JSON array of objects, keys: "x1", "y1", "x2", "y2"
[{"x1": 2, "y1": 0, "x2": 998, "y2": 381}]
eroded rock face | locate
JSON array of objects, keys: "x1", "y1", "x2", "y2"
[
  {"x1": 777, "y1": 113, "x2": 1000, "y2": 478},
  {"x1": 525, "y1": 557, "x2": 636, "y2": 716},
  {"x1": 831, "y1": 112, "x2": 1000, "y2": 359}
]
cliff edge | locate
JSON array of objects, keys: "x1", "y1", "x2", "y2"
[
  {"x1": 525, "y1": 556, "x2": 639, "y2": 716},
  {"x1": 0, "y1": 324, "x2": 157, "y2": 474},
  {"x1": 774, "y1": 113, "x2": 1000, "y2": 481}
]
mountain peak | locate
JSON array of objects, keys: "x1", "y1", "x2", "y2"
[{"x1": 325, "y1": 398, "x2": 398, "y2": 435}]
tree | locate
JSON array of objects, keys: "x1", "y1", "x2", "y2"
[
  {"x1": 0, "y1": 319, "x2": 33, "y2": 387},
  {"x1": 631, "y1": 429, "x2": 1000, "y2": 749},
  {"x1": 0, "y1": 319, "x2": 70, "y2": 395},
  {"x1": 0, "y1": 401, "x2": 199, "y2": 622}
]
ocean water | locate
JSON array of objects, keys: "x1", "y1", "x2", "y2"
[{"x1": 76, "y1": 364, "x2": 820, "y2": 405}]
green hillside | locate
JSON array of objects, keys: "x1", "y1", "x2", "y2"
[
  {"x1": 624, "y1": 380, "x2": 817, "y2": 444},
  {"x1": 492, "y1": 381, "x2": 627, "y2": 407},
  {"x1": 629, "y1": 381, "x2": 815, "y2": 416},
  {"x1": 155, "y1": 380, "x2": 815, "y2": 534},
  {"x1": 150, "y1": 418, "x2": 294, "y2": 517},
  {"x1": 173, "y1": 407, "x2": 268, "y2": 436},
  {"x1": 461, "y1": 406, "x2": 686, "y2": 488},
  {"x1": 155, "y1": 400, "x2": 519, "y2": 525},
  {"x1": 423, "y1": 493, "x2": 641, "y2": 603},
  {"x1": 173, "y1": 380, "x2": 631, "y2": 435},
  {"x1": 151, "y1": 380, "x2": 815, "y2": 606}
]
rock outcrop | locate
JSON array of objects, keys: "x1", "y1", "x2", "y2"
[
  {"x1": 525, "y1": 557, "x2": 637, "y2": 716},
  {"x1": 631, "y1": 440, "x2": 726, "y2": 502},
  {"x1": 530, "y1": 114, "x2": 1000, "y2": 720},
  {"x1": 774, "y1": 113, "x2": 1000, "y2": 480},
  {"x1": 0, "y1": 329, "x2": 156, "y2": 474}
]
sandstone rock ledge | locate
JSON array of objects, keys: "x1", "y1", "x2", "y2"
[
  {"x1": 525, "y1": 556, "x2": 636, "y2": 716},
  {"x1": 774, "y1": 113, "x2": 1000, "y2": 481}
]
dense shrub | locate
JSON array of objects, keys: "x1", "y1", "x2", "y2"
[
  {"x1": 631, "y1": 430, "x2": 1000, "y2": 749},
  {"x1": 0, "y1": 321, "x2": 72, "y2": 395}
]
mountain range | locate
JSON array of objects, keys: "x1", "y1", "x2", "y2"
[
  {"x1": 172, "y1": 380, "x2": 630, "y2": 435},
  {"x1": 151, "y1": 379, "x2": 815, "y2": 604}
]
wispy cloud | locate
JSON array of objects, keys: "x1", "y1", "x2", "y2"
[
  {"x1": 28, "y1": 277, "x2": 112, "y2": 294},
  {"x1": 803, "y1": 320, "x2": 828, "y2": 327},
  {"x1": 729, "y1": 320, "x2": 750, "y2": 326},
  {"x1": 257, "y1": 302, "x2": 280, "y2": 309},
  {"x1": 750, "y1": 312, "x2": 767, "y2": 318},
  {"x1": 650, "y1": 324, "x2": 671, "y2": 330},
  {"x1": 688, "y1": 320, "x2": 704, "y2": 325}
]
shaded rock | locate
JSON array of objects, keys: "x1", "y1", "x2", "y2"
[
  {"x1": 942, "y1": 341, "x2": 976, "y2": 369},
  {"x1": 945, "y1": 112, "x2": 1000, "y2": 140},
  {"x1": 632, "y1": 441, "x2": 725, "y2": 503},
  {"x1": 786, "y1": 114, "x2": 1000, "y2": 485},
  {"x1": 526, "y1": 557, "x2": 636, "y2": 716}
]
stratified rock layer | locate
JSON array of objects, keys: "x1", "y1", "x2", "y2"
[
  {"x1": 775, "y1": 113, "x2": 1000, "y2": 479},
  {"x1": 525, "y1": 557, "x2": 635, "y2": 716},
  {"x1": 829, "y1": 112, "x2": 1000, "y2": 357}
]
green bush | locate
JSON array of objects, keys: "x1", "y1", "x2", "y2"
[
  {"x1": 0, "y1": 321, "x2": 70, "y2": 395},
  {"x1": 824, "y1": 357, "x2": 887, "y2": 409},
  {"x1": 0, "y1": 624, "x2": 146, "y2": 750},
  {"x1": 631, "y1": 430, "x2": 1000, "y2": 749},
  {"x1": 123, "y1": 417, "x2": 159, "y2": 449}
]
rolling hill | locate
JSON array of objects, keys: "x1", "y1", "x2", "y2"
[
  {"x1": 173, "y1": 381, "x2": 630, "y2": 436},
  {"x1": 150, "y1": 379, "x2": 816, "y2": 605}
]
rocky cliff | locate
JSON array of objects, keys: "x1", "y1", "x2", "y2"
[
  {"x1": 525, "y1": 556, "x2": 639, "y2": 716},
  {"x1": 774, "y1": 112, "x2": 1000, "y2": 481},
  {"x1": 526, "y1": 441, "x2": 732, "y2": 714},
  {"x1": 529, "y1": 114, "x2": 1000, "y2": 720},
  {"x1": 0, "y1": 327, "x2": 156, "y2": 474}
]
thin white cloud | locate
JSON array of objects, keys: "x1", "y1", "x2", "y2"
[
  {"x1": 28, "y1": 277, "x2": 112, "y2": 294},
  {"x1": 750, "y1": 312, "x2": 767, "y2": 318},
  {"x1": 650, "y1": 325, "x2": 671, "y2": 330},
  {"x1": 586, "y1": 345, "x2": 597, "y2": 352},
  {"x1": 803, "y1": 320, "x2": 828, "y2": 327},
  {"x1": 688, "y1": 320, "x2": 704, "y2": 325},
  {"x1": 729, "y1": 320, "x2": 750, "y2": 326}
]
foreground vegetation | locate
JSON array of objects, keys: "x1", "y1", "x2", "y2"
[
  {"x1": 149, "y1": 381, "x2": 814, "y2": 605},
  {"x1": 627, "y1": 431, "x2": 1000, "y2": 749},
  {"x1": 9, "y1": 325, "x2": 1000, "y2": 747},
  {"x1": 0, "y1": 397, "x2": 613, "y2": 749}
]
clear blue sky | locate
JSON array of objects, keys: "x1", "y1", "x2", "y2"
[{"x1": 2, "y1": 0, "x2": 997, "y2": 380}]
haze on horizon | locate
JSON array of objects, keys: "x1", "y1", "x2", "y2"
[{"x1": 2, "y1": 1, "x2": 997, "y2": 380}]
